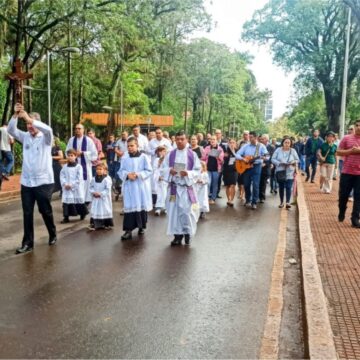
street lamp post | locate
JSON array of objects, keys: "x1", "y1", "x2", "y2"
[{"x1": 47, "y1": 50, "x2": 51, "y2": 127}]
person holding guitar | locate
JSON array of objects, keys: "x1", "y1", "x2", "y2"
[{"x1": 235, "y1": 131, "x2": 269, "y2": 210}]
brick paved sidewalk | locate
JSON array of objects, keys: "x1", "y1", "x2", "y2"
[
  {"x1": 0, "y1": 173, "x2": 21, "y2": 200},
  {"x1": 302, "y1": 175, "x2": 360, "y2": 359}
]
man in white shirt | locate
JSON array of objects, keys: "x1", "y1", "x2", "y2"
[
  {"x1": 128, "y1": 125, "x2": 149, "y2": 153},
  {"x1": 66, "y1": 124, "x2": 98, "y2": 203},
  {"x1": 148, "y1": 127, "x2": 172, "y2": 163},
  {"x1": 0, "y1": 121, "x2": 14, "y2": 180},
  {"x1": 8, "y1": 103, "x2": 57, "y2": 254}
]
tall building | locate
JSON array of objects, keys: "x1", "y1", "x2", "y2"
[{"x1": 264, "y1": 98, "x2": 273, "y2": 121}]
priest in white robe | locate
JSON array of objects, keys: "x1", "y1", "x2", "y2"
[
  {"x1": 66, "y1": 123, "x2": 98, "y2": 203},
  {"x1": 162, "y1": 131, "x2": 201, "y2": 246}
]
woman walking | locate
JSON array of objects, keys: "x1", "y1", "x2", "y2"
[
  {"x1": 202, "y1": 135, "x2": 224, "y2": 204},
  {"x1": 318, "y1": 131, "x2": 337, "y2": 194},
  {"x1": 271, "y1": 137, "x2": 299, "y2": 209},
  {"x1": 222, "y1": 138, "x2": 237, "y2": 206}
]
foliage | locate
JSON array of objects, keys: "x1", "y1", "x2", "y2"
[
  {"x1": 268, "y1": 116, "x2": 296, "y2": 139},
  {"x1": 13, "y1": 141, "x2": 22, "y2": 172},
  {"x1": 1, "y1": 0, "x2": 269, "y2": 141},
  {"x1": 243, "y1": 0, "x2": 360, "y2": 132},
  {"x1": 287, "y1": 90, "x2": 328, "y2": 135}
]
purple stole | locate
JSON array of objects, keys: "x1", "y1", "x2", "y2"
[
  {"x1": 73, "y1": 136, "x2": 88, "y2": 180},
  {"x1": 169, "y1": 148, "x2": 197, "y2": 204}
]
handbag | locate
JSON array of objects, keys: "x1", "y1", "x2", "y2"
[
  {"x1": 276, "y1": 149, "x2": 293, "y2": 182},
  {"x1": 317, "y1": 145, "x2": 332, "y2": 165}
]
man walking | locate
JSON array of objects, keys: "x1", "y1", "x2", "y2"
[
  {"x1": 162, "y1": 131, "x2": 201, "y2": 246},
  {"x1": 0, "y1": 121, "x2": 14, "y2": 180},
  {"x1": 66, "y1": 124, "x2": 98, "y2": 203},
  {"x1": 305, "y1": 129, "x2": 323, "y2": 183},
  {"x1": 8, "y1": 104, "x2": 57, "y2": 254},
  {"x1": 235, "y1": 131, "x2": 268, "y2": 209},
  {"x1": 337, "y1": 119, "x2": 360, "y2": 228}
]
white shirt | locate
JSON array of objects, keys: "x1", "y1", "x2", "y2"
[
  {"x1": 148, "y1": 137, "x2": 172, "y2": 156},
  {"x1": 0, "y1": 126, "x2": 13, "y2": 151},
  {"x1": 8, "y1": 116, "x2": 54, "y2": 187}
]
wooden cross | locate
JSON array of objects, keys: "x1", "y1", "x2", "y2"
[{"x1": 5, "y1": 58, "x2": 33, "y2": 105}]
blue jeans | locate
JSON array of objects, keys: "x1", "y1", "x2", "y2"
[
  {"x1": 1, "y1": 150, "x2": 14, "y2": 175},
  {"x1": 208, "y1": 171, "x2": 219, "y2": 201},
  {"x1": 242, "y1": 163, "x2": 262, "y2": 205},
  {"x1": 305, "y1": 155, "x2": 317, "y2": 180},
  {"x1": 278, "y1": 179, "x2": 293, "y2": 204},
  {"x1": 300, "y1": 155, "x2": 306, "y2": 172}
]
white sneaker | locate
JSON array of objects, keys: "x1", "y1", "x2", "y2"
[{"x1": 155, "y1": 210, "x2": 161, "y2": 216}]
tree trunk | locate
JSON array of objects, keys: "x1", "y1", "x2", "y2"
[
  {"x1": 323, "y1": 86, "x2": 341, "y2": 133},
  {"x1": 107, "y1": 63, "x2": 123, "y2": 134}
]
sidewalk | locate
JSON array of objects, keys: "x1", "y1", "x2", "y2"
[
  {"x1": 0, "y1": 173, "x2": 21, "y2": 201},
  {"x1": 302, "y1": 174, "x2": 360, "y2": 359}
]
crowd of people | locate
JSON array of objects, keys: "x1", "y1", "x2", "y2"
[{"x1": 4, "y1": 103, "x2": 360, "y2": 254}]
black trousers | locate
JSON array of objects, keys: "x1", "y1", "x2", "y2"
[
  {"x1": 259, "y1": 168, "x2": 270, "y2": 201},
  {"x1": 21, "y1": 184, "x2": 57, "y2": 247},
  {"x1": 339, "y1": 173, "x2": 360, "y2": 223},
  {"x1": 217, "y1": 171, "x2": 223, "y2": 196}
]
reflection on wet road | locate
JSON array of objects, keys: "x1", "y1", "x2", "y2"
[{"x1": 0, "y1": 196, "x2": 281, "y2": 358}]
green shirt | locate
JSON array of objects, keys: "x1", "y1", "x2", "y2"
[{"x1": 320, "y1": 142, "x2": 337, "y2": 164}]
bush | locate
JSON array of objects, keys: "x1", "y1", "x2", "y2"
[{"x1": 13, "y1": 141, "x2": 23, "y2": 173}]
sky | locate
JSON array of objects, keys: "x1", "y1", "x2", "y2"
[{"x1": 192, "y1": 0, "x2": 296, "y2": 119}]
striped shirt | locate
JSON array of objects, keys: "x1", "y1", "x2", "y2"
[{"x1": 338, "y1": 134, "x2": 360, "y2": 175}]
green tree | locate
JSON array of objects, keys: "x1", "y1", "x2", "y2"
[{"x1": 243, "y1": 0, "x2": 360, "y2": 132}]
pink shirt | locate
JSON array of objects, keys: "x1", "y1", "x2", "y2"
[
  {"x1": 90, "y1": 136, "x2": 103, "y2": 166},
  {"x1": 338, "y1": 134, "x2": 360, "y2": 175}
]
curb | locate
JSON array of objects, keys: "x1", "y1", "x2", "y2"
[
  {"x1": 0, "y1": 190, "x2": 20, "y2": 202},
  {"x1": 259, "y1": 210, "x2": 288, "y2": 359},
  {"x1": 297, "y1": 177, "x2": 338, "y2": 359}
]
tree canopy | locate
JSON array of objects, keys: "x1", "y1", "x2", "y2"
[{"x1": 0, "y1": 0, "x2": 269, "y2": 139}]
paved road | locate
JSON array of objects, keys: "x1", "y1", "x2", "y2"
[{"x1": 0, "y1": 194, "x2": 281, "y2": 358}]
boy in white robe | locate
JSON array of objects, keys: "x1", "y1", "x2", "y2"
[
  {"x1": 162, "y1": 131, "x2": 201, "y2": 246},
  {"x1": 60, "y1": 148, "x2": 89, "y2": 223},
  {"x1": 195, "y1": 161, "x2": 210, "y2": 220},
  {"x1": 118, "y1": 138, "x2": 153, "y2": 240},
  {"x1": 88, "y1": 163, "x2": 114, "y2": 231}
]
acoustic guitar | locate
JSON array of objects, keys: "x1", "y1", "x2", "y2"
[{"x1": 235, "y1": 156, "x2": 261, "y2": 174}]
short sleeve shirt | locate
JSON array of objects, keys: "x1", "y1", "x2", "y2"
[
  {"x1": 320, "y1": 142, "x2": 337, "y2": 164},
  {"x1": 338, "y1": 135, "x2": 360, "y2": 175}
]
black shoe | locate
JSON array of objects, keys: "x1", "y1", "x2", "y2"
[
  {"x1": 61, "y1": 218, "x2": 69, "y2": 224},
  {"x1": 121, "y1": 231, "x2": 132, "y2": 240},
  {"x1": 184, "y1": 235, "x2": 190, "y2": 245},
  {"x1": 305, "y1": 177, "x2": 310, "y2": 182},
  {"x1": 138, "y1": 228, "x2": 145, "y2": 235},
  {"x1": 49, "y1": 236, "x2": 57, "y2": 246},
  {"x1": 338, "y1": 213, "x2": 345, "y2": 222},
  {"x1": 216, "y1": 195, "x2": 222, "y2": 199},
  {"x1": 200, "y1": 212, "x2": 205, "y2": 219},
  {"x1": 171, "y1": 236, "x2": 182, "y2": 246},
  {"x1": 274, "y1": 190, "x2": 278, "y2": 194},
  {"x1": 351, "y1": 221, "x2": 360, "y2": 228},
  {"x1": 80, "y1": 214, "x2": 86, "y2": 220},
  {"x1": 15, "y1": 244, "x2": 33, "y2": 254}
]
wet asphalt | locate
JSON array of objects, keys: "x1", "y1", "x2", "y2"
[{"x1": 0, "y1": 194, "x2": 281, "y2": 359}]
